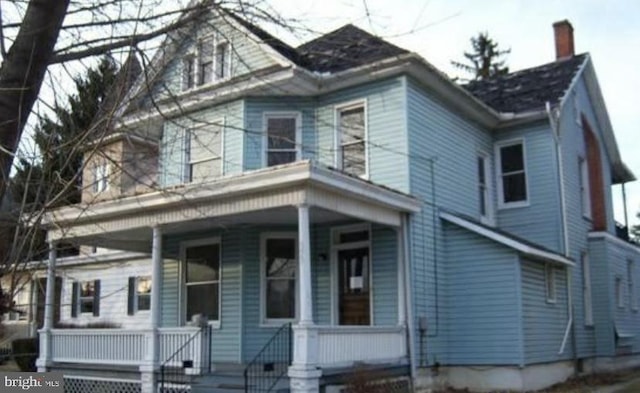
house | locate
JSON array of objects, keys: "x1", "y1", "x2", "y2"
[{"x1": 30, "y1": 5, "x2": 640, "y2": 392}]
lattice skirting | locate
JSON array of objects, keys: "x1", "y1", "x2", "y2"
[
  {"x1": 64, "y1": 377, "x2": 141, "y2": 393},
  {"x1": 157, "y1": 383, "x2": 191, "y2": 393}
]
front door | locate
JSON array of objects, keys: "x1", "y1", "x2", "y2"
[{"x1": 338, "y1": 247, "x2": 370, "y2": 325}]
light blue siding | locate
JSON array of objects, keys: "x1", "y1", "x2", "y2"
[
  {"x1": 160, "y1": 100, "x2": 244, "y2": 186},
  {"x1": 405, "y1": 76, "x2": 494, "y2": 365},
  {"x1": 243, "y1": 98, "x2": 317, "y2": 170},
  {"x1": 588, "y1": 237, "x2": 615, "y2": 356},
  {"x1": 443, "y1": 223, "x2": 522, "y2": 365},
  {"x1": 494, "y1": 122, "x2": 563, "y2": 252},
  {"x1": 520, "y1": 258, "x2": 571, "y2": 364}
]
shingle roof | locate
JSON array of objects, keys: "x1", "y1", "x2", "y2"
[
  {"x1": 297, "y1": 24, "x2": 408, "y2": 73},
  {"x1": 463, "y1": 54, "x2": 588, "y2": 113}
]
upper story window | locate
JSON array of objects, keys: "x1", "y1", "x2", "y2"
[
  {"x1": 186, "y1": 121, "x2": 224, "y2": 183},
  {"x1": 496, "y1": 140, "x2": 528, "y2": 207},
  {"x1": 579, "y1": 157, "x2": 591, "y2": 219},
  {"x1": 336, "y1": 102, "x2": 367, "y2": 177},
  {"x1": 265, "y1": 113, "x2": 300, "y2": 167},
  {"x1": 93, "y1": 163, "x2": 109, "y2": 193},
  {"x1": 182, "y1": 36, "x2": 230, "y2": 91},
  {"x1": 477, "y1": 154, "x2": 493, "y2": 224}
]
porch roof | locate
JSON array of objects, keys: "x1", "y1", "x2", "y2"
[{"x1": 43, "y1": 161, "x2": 421, "y2": 251}]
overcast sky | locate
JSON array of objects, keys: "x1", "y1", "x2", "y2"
[{"x1": 270, "y1": 0, "x2": 640, "y2": 227}]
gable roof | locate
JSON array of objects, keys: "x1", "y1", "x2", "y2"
[
  {"x1": 463, "y1": 54, "x2": 587, "y2": 113},
  {"x1": 297, "y1": 24, "x2": 408, "y2": 73}
]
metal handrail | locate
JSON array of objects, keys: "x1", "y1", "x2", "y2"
[
  {"x1": 243, "y1": 323, "x2": 292, "y2": 393},
  {"x1": 159, "y1": 326, "x2": 210, "y2": 392}
]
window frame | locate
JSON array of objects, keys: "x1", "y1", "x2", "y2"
[
  {"x1": 185, "y1": 118, "x2": 226, "y2": 183},
  {"x1": 477, "y1": 153, "x2": 494, "y2": 225},
  {"x1": 214, "y1": 40, "x2": 230, "y2": 80},
  {"x1": 495, "y1": 138, "x2": 529, "y2": 209},
  {"x1": 545, "y1": 263, "x2": 557, "y2": 304},
  {"x1": 260, "y1": 232, "x2": 298, "y2": 326},
  {"x1": 579, "y1": 156, "x2": 592, "y2": 219},
  {"x1": 334, "y1": 100, "x2": 368, "y2": 179},
  {"x1": 262, "y1": 112, "x2": 302, "y2": 168},
  {"x1": 182, "y1": 35, "x2": 231, "y2": 92},
  {"x1": 179, "y1": 237, "x2": 222, "y2": 328},
  {"x1": 197, "y1": 35, "x2": 214, "y2": 86},
  {"x1": 182, "y1": 54, "x2": 196, "y2": 91},
  {"x1": 128, "y1": 275, "x2": 152, "y2": 315},
  {"x1": 330, "y1": 223, "x2": 373, "y2": 326},
  {"x1": 74, "y1": 280, "x2": 100, "y2": 317},
  {"x1": 581, "y1": 252, "x2": 594, "y2": 326},
  {"x1": 92, "y1": 162, "x2": 109, "y2": 193},
  {"x1": 616, "y1": 275, "x2": 624, "y2": 309}
]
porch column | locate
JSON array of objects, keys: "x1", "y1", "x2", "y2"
[
  {"x1": 36, "y1": 242, "x2": 56, "y2": 372},
  {"x1": 397, "y1": 227, "x2": 407, "y2": 326},
  {"x1": 141, "y1": 225, "x2": 162, "y2": 393},
  {"x1": 289, "y1": 204, "x2": 321, "y2": 393}
]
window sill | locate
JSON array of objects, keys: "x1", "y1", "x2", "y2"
[
  {"x1": 545, "y1": 299, "x2": 557, "y2": 305},
  {"x1": 260, "y1": 320, "x2": 295, "y2": 328},
  {"x1": 498, "y1": 200, "x2": 530, "y2": 210},
  {"x1": 584, "y1": 323, "x2": 595, "y2": 329}
]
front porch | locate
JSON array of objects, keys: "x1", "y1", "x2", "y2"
[{"x1": 38, "y1": 161, "x2": 420, "y2": 392}]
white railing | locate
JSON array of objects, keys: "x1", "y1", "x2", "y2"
[
  {"x1": 49, "y1": 329, "x2": 150, "y2": 365},
  {"x1": 48, "y1": 327, "x2": 203, "y2": 367},
  {"x1": 316, "y1": 326, "x2": 407, "y2": 367}
]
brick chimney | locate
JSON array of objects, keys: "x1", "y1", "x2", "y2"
[{"x1": 553, "y1": 20, "x2": 575, "y2": 60}]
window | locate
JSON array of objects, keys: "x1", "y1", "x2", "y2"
[
  {"x1": 579, "y1": 157, "x2": 591, "y2": 219},
  {"x1": 265, "y1": 114, "x2": 299, "y2": 166},
  {"x1": 337, "y1": 103, "x2": 366, "y2": 177},
  {"x1": 261, "y1": 234, "x2": 297, "y2": 323},
  {"x1": 186, "y1": 121, "x2": 224, "y2": 182},
  {"x1": 582, "y1": 253, "x2": 593, "y2": 325},
  {"x1": 197, "y1": 37, "x2": 214, "y2": 86},
  {"x1": 496, "y1": 140, "x2": 527, "y2": 206},
  {"x1": 215, "y1": 41, "x2": 228, "y2": 79},
  {"x1": 628, "y1": 260, "x2": 637, "y2": 310},
  {"x1": 127, "y1": 276, "x2": 151, "y2": 315},
  {"x1": 545, "y1": 264, "x2": 556, "y2": 303},
  {"x1": 182, "y1": 55, "x2": 196, "y2": 90},
  {"x1": 93, "y1": 163, "x2": 109, "y2": 193},
  {"x1": 477, "y1": 155, "x2": 492, "y2": 223},
  {"x1": 184, "y1": 240, "x2": 220, "y2": 323},
  {"x1": 71, "y1": 280, "x2": 100, "y2": 317},
  {"x1": 616, "y1": 276, "x2": 624, "y2": 308}
]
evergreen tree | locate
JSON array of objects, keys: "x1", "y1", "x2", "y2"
[{"x1": 452, "y1": 32, "x2": 510, "y2": 81}]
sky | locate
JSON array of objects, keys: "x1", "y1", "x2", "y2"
[{"x1": 268, "y1": 0, "x2": 640, "y2": 228}]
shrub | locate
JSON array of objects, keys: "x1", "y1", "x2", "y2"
[{"x1": 11, "y1": 338, "x2": 38, "y2": 371}]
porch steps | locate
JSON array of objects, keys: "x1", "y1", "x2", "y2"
[{"x1": 190, "y1": 365, "x2": 290, "y2": 393}]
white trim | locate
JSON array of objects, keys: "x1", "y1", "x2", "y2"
[
  {"x1": 545, "y1": 263, "x2": 557, "y2": 304},
  {"x1": 477, "y1": 152, "x2": 494, "y2": 225},
  {"x1": 132, "y1": 275, "x2": 152, "y2": 314},
  {"x1": 330, "y1": 223, "x2": 373, "y2": 326},
  {"x1": 628, "y1": 259, "x2": 637, "y2": 311},
  {"x1": 334, "y1": 99, "x2": 369, "y2": 180},
  {"x1": 262, "y1": 111, "x2": 302, "y2": 168},
  {"x1": 259, "y1": 232, "x2": 298, "y2": 326},
  {"x1": 588, "y1": 232, "x2": 640, "y2": 254},
  {"x1": 615, "y1": 275, "x2": 624, "y2": 309},
  {"x1": 495, "y1": 138, "x2": 530, "y2": 209},
  {"x1": 440, "y1": 211, "x2": 575, "y2": 266},
  {"x1": 179, "y1": 237, "x2": 222, "y2": 328},
  {"x1": 186, "y1": 117, "x2": 225, "y2": 183},
  {"x1": 579, "y1": 156, "x2": 592, "y2": 220}
]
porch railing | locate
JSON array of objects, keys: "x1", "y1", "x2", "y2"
[
  {"x1": 316, "y1": 326, "x2": 407, "y2": 367},
  {"x1": 48, "y1": 327, "x2": 210, "y2": 366},
  {"x1": 244, "y1": 323, "x2": 292, "y2": 393},
  {"x1": 159, "y1": 325, "x2": 212, "y2": 393}
]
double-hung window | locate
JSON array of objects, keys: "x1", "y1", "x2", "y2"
[
  {"x1": 127, "y1": 276, "x2": 151, "y2": 315},
  {"x1": 215, "y1": 41, "x2": 229, "y2": 79},
  {"x1": 198, "y1": 37, "x2": 214, "y2": 86},
  {"x1": 71, "y1": 280, "x2": 100, "y2": 317},
  {"x1": 579, "y1": 157, "x2": 591, "y2": 219},
  {"x1": 182, "y1": 36, "x2": 230, "y2": 91},
  {"x1": 265, "y1": 114, "x2": 299, "y2": 167},
  {"x1": 182, "y1": 55, "x2": 196, "y2": 90},
  {"x1": 496, "y1": 140, "x2": 528, "y2": 207},
  {"x1": 93, "y1": 163, "x2": 109, "y2": 193},
  {"x1": 184, "y1": 240, "x2": 220, "y2": 323},
  {"x1": 477, "y1": 154, "x2": 492, "y2": 223},
  {"x1": 337, "y1": 103, "x2": 367, "y2": 177},
  {"x1": 187, "y1": 121, "x2": 223, "y2": 183},
  {"x1": 261, "y1": 234, "x2": 297, "y2": 323}
]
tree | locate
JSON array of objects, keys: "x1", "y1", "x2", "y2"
[
  {"x1": 632, "y1": 213, "x2": 640, "y2": 243},
  {"x1": 451, "y1": 32, "x2": 510, "y2": 81}
]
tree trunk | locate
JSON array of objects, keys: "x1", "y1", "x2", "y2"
[{"x1": 0, "y1": 0, "x2": 70, "y2": 202}]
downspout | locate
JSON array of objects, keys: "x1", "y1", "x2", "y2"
[
  {"x1": 547, "y1": 102, "x2": 577, "y2": 365},
  {"x1": 402, "y1": 213, "x2": 418, "y2": 381}
]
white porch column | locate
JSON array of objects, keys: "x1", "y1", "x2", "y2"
[
  {"x1": 36, "y1": 242, "x2": 56, "y2": 372},
  {"x1": 141, "y1": 225, "x2": 162, "y2": 393},
  {"x1": 289, "y1": 204, "x2": 321, "y2": 393},
  {"x1": 397, "y1": 227, "x2": 407, "y2": 326}
]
